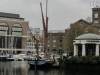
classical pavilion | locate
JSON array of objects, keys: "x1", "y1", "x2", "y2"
[{"x1": 73, "y1": 33, "x2": 100, "y2": 56}]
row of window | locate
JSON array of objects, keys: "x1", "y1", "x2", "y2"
[
  {"x1": 0, "y1": 22, "x2": 22, "y2": 28},
  {"x1": 13, "y1": 24, "x2": 22, "y2": 27},
  {"x1": 26, "y1": 47, "x2": 34, "y2": 49},
  {"x1": 12, "y1": 28, "x2": 22, "y2": 31},
  {"x1": 0, "y1": 31, "x2": 8, "y2": 34},
  {"x1": 0, "y1": 22, "x2": 7, "y2": 25},
  {"x1": 48, "y1": 44, "x2": 62, "y2": 48},
  {"x1": 0, "y1": 31, "x2": 22, "y2": 36},
  {"x1": 0, "y1": 17, "x2": 24, "y2": 21},
  {"x1": 12, "y1": 32, "x2": 22, "y2": 36},
  {"x1": 11, "y1": 24, "x2": 22, "y2": 36},
  {"x1": 27, "y1": 43, "x2": 34, "y2": 46},
  {"x1": 48, "y1": 40, "x2": 62, "y2": 43},
  {"x1": 48, "y1": 36, "x2": 63, "y2": 39},
  {"x1": 26, "y1": 47, "x2": 42, "y2": 49},
  {"x1": 0, "y1": 22, "x2": 23, "y2": 27},
  {"x1": 26, "y1": 43, "x2": 42, "y2": 46},
  {"x1": 0, "y1": 27, "x2": 8, "y2": 30},
  {"x1": 0, "y1": 22, "x2": 22, "y2": 36}
]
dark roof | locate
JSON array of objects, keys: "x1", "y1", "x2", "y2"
[
  {"x1": 74, "y1": 19, "x2": 91, "y2": 25},
  {"x1": 0, "y1": 12, "x2": 20, "y2": 18}
]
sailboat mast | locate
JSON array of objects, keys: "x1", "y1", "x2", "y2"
[
  {"x1": 40, "y1": 0, "x2": 48, "y2": 53},
  {"x1": 45, "y1": 0, "x2": 48, "y2": 52},
  {"x1": 46, "y1": 0, "x2": 48, "y2": 18}
]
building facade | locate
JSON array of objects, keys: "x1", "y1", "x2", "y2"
[
  {"x1": 26, "y1": 27, "x2": 43, "y2": 53},
  {"x1": 0, "y1": 12, "x2": 29, "y2": 54},
  {"x1": 47, "y1": 30, "x2": 66, "y2": 54}
]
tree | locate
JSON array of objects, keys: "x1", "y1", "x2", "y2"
[
  {"x1": 66, "y1": 24, "x2": 85, "y2": 52},
  {"x1": 85, "y1": 25, "x2": 99, "y2": 34},
  {"x1": 65, "y1": 24, "x2": 99, "y2": 52}
]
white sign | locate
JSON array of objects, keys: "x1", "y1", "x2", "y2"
[{"x1": 90, "y1": 1, "x2": 100, "y2": 8}]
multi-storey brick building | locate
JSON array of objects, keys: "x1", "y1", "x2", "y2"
[
  {"x1": 47, "y1": 30, "x2": 66, "y2": 54},
  {"x1": 0, "y1": 12, "x2": 29, "y2": 54}
]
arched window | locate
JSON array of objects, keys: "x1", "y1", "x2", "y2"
[
  {"x1": 12, "y1": 24, "x2": 22, "y2": 36},
  {"x1": 0, "y1": 22, "x2": 8, "y2": 48},
  {"x1": 0, "y1": 22, "x2": 8, "y2": 35},
  {"x1": 12, "y1": 24, "x2": 22, "y2": 49}
]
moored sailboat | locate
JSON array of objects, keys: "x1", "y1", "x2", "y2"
[
  {"x1": 28, "y1": 58, "x2": 46, "y2": 68},
  {"x1": 28, "y1": 0, "x2": 54, "y2": 68}
]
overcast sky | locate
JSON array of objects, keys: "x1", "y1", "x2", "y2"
[{"x1": 0, "y1": 0, "x2": 99, "y2": 30}]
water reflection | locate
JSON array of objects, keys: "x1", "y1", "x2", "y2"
[
  {"x1": 28, "y1": 65, "x2": 100, "y2": 75},
  {"x1": 28, "y1": 68, "x2": 63, "y2": 75},
  {"x1": 28, "y1": 69, "x2": 45, "y2": 75},
  {"x1": 0, "y1": 61, "x2": 100, "y2": 75},
  {"x1": 0, "y1": 61, "x2": 28, "y2": 75}
]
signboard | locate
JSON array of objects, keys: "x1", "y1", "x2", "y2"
[{"x1": 90, "y1": 1, "x2": 100, "y2": 8}]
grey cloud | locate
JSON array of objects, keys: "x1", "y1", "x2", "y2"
[{"x1": 0, "y1": 0, "x2": 98, "y2": 30}]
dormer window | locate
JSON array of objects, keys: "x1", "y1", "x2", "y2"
[{"x1": 80, "y1": 22, "x2": 83, "y2": 25}]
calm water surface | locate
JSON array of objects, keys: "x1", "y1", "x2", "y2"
[{"x1": 0, "y1": 61, "x2": 100, "y2": 75}]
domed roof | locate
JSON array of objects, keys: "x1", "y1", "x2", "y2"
[{"x1": 76, "y1": 33, "x2": 100, "y2": 40}]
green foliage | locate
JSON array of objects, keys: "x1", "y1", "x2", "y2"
[
  {"x1": 65, "y1": 24, "x2": 99, "y2": 52},
  {"x1": 80, "y1": 56, "x2": 90, "y2": 64},
  {"x1": 64, "y1": 56, "x2": 79, "y2": 64},
  {"x1": 62, "y1": 56, "x2": 100, "y2": 67},
  {"x1": 89, "y1": 56, "x2": 99, "y2": 64},
  {"x1": 57, "y1": 55, "x2": 63, "y2": 66}
]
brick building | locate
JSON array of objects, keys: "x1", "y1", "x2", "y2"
[
  {"x1": 47, "y1": 30, "x2": 66, "y2": 54},
  {"x1": 0, "y1": 12, "x2": 29, "y2": 54}
]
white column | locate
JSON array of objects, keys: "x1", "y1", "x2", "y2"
[
  {"x1": 82, "y1": 44, "x2": 86, "y2": 56},
  {"x1": 74, "y1": 44, "x2": 78, "y2": 56},
  {"x1": 96, "y1": 44, "x2": 99, "y2": 56}
]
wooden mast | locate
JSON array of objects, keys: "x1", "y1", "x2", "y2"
[{"x1": 40, "y1": 0, "x2": 48, "y2": 53}]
